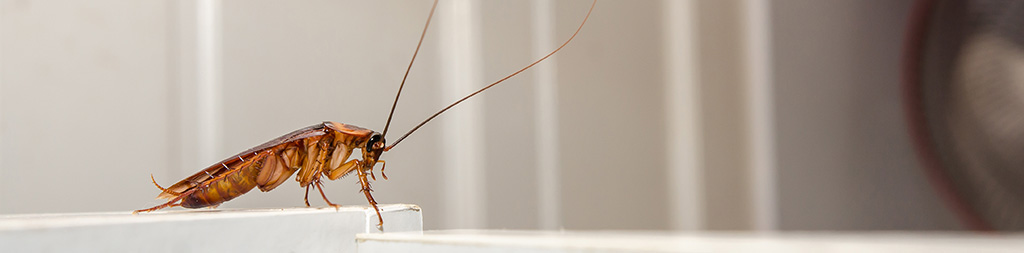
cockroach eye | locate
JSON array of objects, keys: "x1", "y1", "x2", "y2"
[{"x1": 367, "y1": 134, "x2": 383, "y2": 150}]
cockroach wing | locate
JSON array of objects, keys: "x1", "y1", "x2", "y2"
[{"x1": 156, "y1": 124, "x2": 329, "y2": 199}]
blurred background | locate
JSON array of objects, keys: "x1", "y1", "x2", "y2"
[{"x1": 0, "y1": 0, "x2": 966, "y2": 231}]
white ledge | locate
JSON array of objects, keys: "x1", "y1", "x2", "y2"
[
  {"x1": 357, "y1": 230, "x2": 1024, "y2": 253},
  {"x1": 0, "y1": 204, "x2": 422, "y2": 253}
]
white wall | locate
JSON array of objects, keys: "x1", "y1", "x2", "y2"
[{"x1": 0, "y1": 0, "x2": 962, "y2": 231}]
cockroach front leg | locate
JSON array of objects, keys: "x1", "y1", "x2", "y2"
[
  {"x1": 323, "y1": 159, "x2": 382, "y2": 230},
  {"x1": 325, "y1": 159, "x2": 359, "y2": 180},
  {"x1": 356, "y1": 167, "x2": 384, "y2": 230}
]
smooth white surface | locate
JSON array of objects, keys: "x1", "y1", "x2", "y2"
[
  {"x1": 0, "y1": 204, "x2": 421, "y2": 253},
  {"x1": 357, "y1": 230, "x2": 1024, "y2": 253}
]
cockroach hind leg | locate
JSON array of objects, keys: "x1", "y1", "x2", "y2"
[{"x1": 134, "y1": 201, "x2": 182, "y2": 214}]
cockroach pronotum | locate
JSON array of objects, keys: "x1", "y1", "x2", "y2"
[{"x1": 135, "y1": 0, "x2": 596, "y2": 230}]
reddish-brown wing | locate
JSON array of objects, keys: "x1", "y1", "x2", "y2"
[{"x1": 157, "y1": 123, "x2": 329, "y2": 199}]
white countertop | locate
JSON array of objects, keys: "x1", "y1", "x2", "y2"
[
  {"x1": 0, "y1": 204, "x2": 422, "y2": 252},
  {"x1": 357, "y1": 230, "x2": 1024, "y2": 253}
]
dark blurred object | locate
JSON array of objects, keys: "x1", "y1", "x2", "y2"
[{"x1": 904, "y1": 0, "x2": 1024, "y2": 230}]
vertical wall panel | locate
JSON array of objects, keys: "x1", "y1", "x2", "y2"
[
  {"x1": 556, "y1": 0, "x2": 671, "y2": 230},
  {"x1": 695, "y1": 0, "x2": 755, "y2": 230},
  {"x1": 172, "y1": 0, "x2": 200, "y2": 179},
  {"x1": 437, "y1": 0, "x2": 486, "y2": 229},
  {"x1": 662, "y1": 0, "x2": 704, "y2": 231},
  {"x1": 479, "y1": 1, "x2": 540, "y2": 230},
  {"x1": 742, "y1": 0, "x2": 777, "y2": 231},
  {"x1": 531, "y1": 0, "x2": 563, "y2": 230}
]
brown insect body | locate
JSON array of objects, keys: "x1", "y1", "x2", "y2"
[{"x1": 136, "y1": 121, "x2": 388, "y2": 225}]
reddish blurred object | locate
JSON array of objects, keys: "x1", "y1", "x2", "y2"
[{"x1": 903, "y1": 0, "x2": 1024, "y2": 231}]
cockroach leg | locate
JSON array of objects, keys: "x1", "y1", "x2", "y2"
[
  {"x1": 133, "y1": 203, "x2": 182, "y2": 214},
  {"x1": 303, "y1": 186, "x2": 312, "y2": 207},
  {"x1": 356, "y1": 168, "x2": 383, "y2": 230},
  {"x1": 326, "y1": 160, "x2": 358, "y2": 180},
  {"x1": 134, "y1": 191, "x2": 189, "y2": 214},
  {"x1": 315, "y1": 180, "x2": 341, "y2": 210}
]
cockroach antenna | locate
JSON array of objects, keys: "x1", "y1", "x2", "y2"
[
  {"x1": 381, "y1": 0, "x2": 439, "y2": 138},
  {"x1": 385, "y1": 0, "x2": 597, "y2": 151}
]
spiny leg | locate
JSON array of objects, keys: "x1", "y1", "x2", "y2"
[
  {"x1": 357, "y1": 168, "x2": 384, "y2": 230},
  {"x1": 304, "y1": 185, "x2": 312, "y2": 207},
  {"x1": 325, "y1": 159, "x2": 383, "y2": 229},
  {"x1": 315, "y1": 180, "x2": 341, "y2": 210},
  {"x1": 325, "y1": 159, "x2": 358, "y2": 180}
]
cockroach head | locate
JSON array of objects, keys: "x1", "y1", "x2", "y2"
[
  {"x1": 363, "y1": 132, "x2": 387, "y2": 167},
  {"x1": 367, "y1": 133, "x2": 386, "y2": 152}
]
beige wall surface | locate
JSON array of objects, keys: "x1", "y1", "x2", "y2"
[
  {"x1": 1, "y1": 1, "x2": 174, "y2": 215},
  {"x1": 0, "y1": 0, "x2": 962, "y2": 231}
]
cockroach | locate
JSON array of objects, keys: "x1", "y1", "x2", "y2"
[{"x1": 135, "y1": 0, "x2": 596, "y2": 230}]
